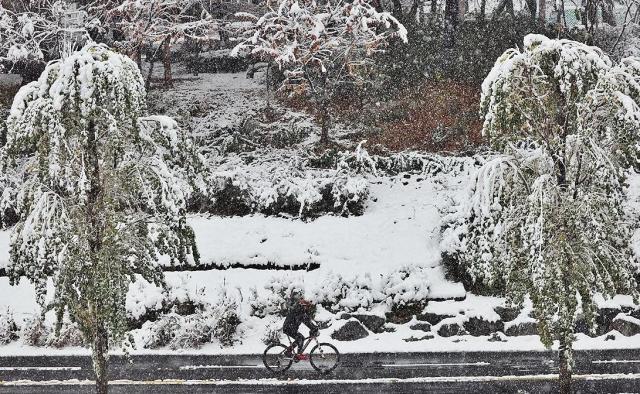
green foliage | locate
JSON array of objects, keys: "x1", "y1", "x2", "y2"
[
  {"x1": 2, "y1": 43, "x2": 202, "y2": 360},
  {"x1": 443, "y1": 35, "x2": 640, "y2": 350}
]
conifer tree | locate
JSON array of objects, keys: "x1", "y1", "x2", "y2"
[{"x1": 2, "y1": 43, "x2": 203, "y2": 393}]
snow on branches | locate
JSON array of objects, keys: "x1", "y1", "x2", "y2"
[
  {"x1": 232, "y1": 0, "x2": 407, "y2": 72},
  {"x1": 0, "y1": 1, "x2": 90, "y2": 67},
  {"x1": 232, "y1": 0, "x2": 407, "y2": 142},
  {"x1": 444, "y1": 35, "x2": 640, "y2": 349},
  {"x1": 108, "y1": 0, "x2": 219, "y2": 48},
  {"x1": 2, "y1": 44, "x2": 203, "y2": 347}
]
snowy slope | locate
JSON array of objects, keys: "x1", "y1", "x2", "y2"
[{"x1": 192, "y1": 175, "x2": 449, "y2": 274}]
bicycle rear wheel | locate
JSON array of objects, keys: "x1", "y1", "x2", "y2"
[
  {"x1": 263, "y1": 343, "x2": 293, "y2": 374},
  {"x1": 309, "y1": 342, "x2": 340, "y2": 374}
]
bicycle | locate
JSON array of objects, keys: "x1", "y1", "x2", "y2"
[{"x1": 262, "y1": 333, "x2": 340, "y2": 374}]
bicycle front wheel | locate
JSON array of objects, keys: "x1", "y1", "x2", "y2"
[
  {"x1": 263, "y1": 343, "x2": 293, "y2": 374},
  {"x1": 309, "y1": 342, "x2": 340, "y2": 374}
]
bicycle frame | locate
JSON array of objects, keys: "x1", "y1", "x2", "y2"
[{"x1": 285, "y1": 335, "x2": 318, "y2": 354}]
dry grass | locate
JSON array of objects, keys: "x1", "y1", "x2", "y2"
[{"x1": 368, "y1": 81, "x2": 484, "y2": 152}]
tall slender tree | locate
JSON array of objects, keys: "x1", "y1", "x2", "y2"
[
  {"x1": 442, "y1": 35, "x2": 640, "y2": 393},
  {"x1": 2, "y1": 43, "x2": 203, "y2": 393}
]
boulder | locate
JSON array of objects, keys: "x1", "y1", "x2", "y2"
[
  {"x1": 351, "y1": 314, "x2": 386, "y2": 334},
  {"x1": 494, "y1": 306, "x2": 520, "y2": 323},
  {"x1": 596, "y1": 308, "x2": 622, "y2": 335},
  {"x1": 331, "y1": 321, "x2": 369, "y2": 341},
  {"x1": 438, "y1": 322, "x2": 464, "y2": 337},
  {"x1": 410, "y1": 323, "x2": 432, "y2": 332},
  {"x1": 488, "y1": 332, "x2": 507, "y2": 342},
  {"x1": 611, "y1": 315, "x2": 640, "y2": 337},
  {"x1": 404, "y1": 334, "x2": 434, "y2": 342},
  {"x1": 385, "y1": 303, "x2": 424, "y2": 325},
  {"x1": 505, "y1": 321, "x2": 538, "y2": 336},
  {"x1": 416, "y1": 312, "x2": 455, "y2": 325},
  {"x1": 463, "y1": 317, "x2": 504, "y2": 336}
]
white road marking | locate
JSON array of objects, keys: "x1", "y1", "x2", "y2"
[
  {"x1": 179, "y1": 365, "x2": 263, "y2": 370},
  {"x1": 0, "y1": 367, "x2": 81, "y2": 371},
  {"x1": 381, "y1": 362, "x2": 490, "y2": 367},
  {"x1": 592, "y1": 359, "x2": 640, "y2": 364},
  {"x1": 3, "y1": 373, "x2": 640, "y2": 386}
]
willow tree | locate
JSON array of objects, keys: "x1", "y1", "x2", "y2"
[
  {"x1": 3, "y1": 44, "x2": 202, "y2": 393},
  {"x1": 442, "y1": 35, "x2": 640, "y2": 393}
]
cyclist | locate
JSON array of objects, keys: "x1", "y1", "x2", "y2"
[{"x1": 283, "y1": 298, "x2": 319, "y2": 358}]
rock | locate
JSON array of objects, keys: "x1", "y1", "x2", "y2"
[
  {"x1": 385, "y1": 304, "x2": 423, "y2": 325},
  {"x1": 494, "y1": 306, "x2": 520, "y2": 323},
  {"x1": 438, "y1": 322, "x2": 463, "y2": 337},
  {"x1": 410, "y1": 323, "x2": 432, "y2": 332},
  {"x1": 574, "y1": 317, "x2": 592, "y2": 335},
  {"x1": 463, "y1": 317, "x2": 504, "y2": 336},
  {"x1": 331, "y1": 321, "x2": 369, "y2": 341},
  {"x1": 505, "y1": 321, "x2": 538, "y2": 336},
  {"x1": 488, "y1": 332, "x2": 507, "y2": 342},
  {"x1": 351, "y1": 314, "x2": 386, "y2": 334},
  {"x1": 605, "y1": 334, "x2": 616, "y2": 341},
  {"x1": 611, "y1": 315, "x2": 640, "y2": 337},
  {"x1": 416, "y1": 312, "x2": 455, "y2": 325},
  {"x1": 404, "y1": 334, "x2": 434, "y2": 342},
  {"x1": 596, "y1": 308, "x2": 622, "y2": 335}
]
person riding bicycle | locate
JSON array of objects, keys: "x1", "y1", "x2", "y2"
[{"x1": 283, "y1": 298, "x2": 318, "y2": 356}]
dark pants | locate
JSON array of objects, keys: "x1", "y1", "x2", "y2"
[{"x1": 284, "y1": 327, "x2": 304, "y2": 353}]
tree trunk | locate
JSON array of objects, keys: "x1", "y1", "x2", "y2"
[
  {"x1": 320, "y1": 101, "x2": 330, "y2": 144},
  {"x1": 92, "y1": 323, "x2": 109, "y2": 394},
  {"x1": 444, "y1": 0, "x2": 459, "y2": 47},
  {"x1": 458, "y1": 0, "x2": 466, "y2": 20},
  {"x1": 133, "y1": 47, "x2": 142, "y2": 70},
  {"x1": 145, "y1": 60, "x2": 155, "y2": 91},
  {"x1": 163, "y1": 37, "x2": 173, "y2": 88},
  {"x1": 526, "y1": 0, "x2": 537, "y2": 21},
  {"x1": 430, "y1": 0, "x2": 438, "y2": 22},
  {"x1": 559, "y1": 337, "x2": 572, "y2": 394},
  {"x1": 539, "y1": 0, "x2": 546, "y2": 23},
  {"x1": 87, "y1": 121, "x2": 108, "y2": 394}
]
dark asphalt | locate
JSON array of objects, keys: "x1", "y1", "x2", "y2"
[{"x1": 1, "y1": 349, "x2": 640, "y2": 393}]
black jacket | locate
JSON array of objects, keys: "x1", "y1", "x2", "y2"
[{"x1": 283, "y1": 302, "x2": 317, "y2": 333}]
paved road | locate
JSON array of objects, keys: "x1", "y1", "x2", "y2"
[{"x1": 2, "y1": 350, "x2": 640, "y2": 393}]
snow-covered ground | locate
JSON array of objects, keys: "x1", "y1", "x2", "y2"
[
  {"x1": 2, "y1": 167, "x2": 640, "y2": 355},
  {"x1": 2, "y1": 69, "x2": 640, "y2": 356}
]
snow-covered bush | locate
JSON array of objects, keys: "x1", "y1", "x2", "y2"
[
  {"x1": 46, "y1": 321, "x2": 84, "y2": 348},
  {"x1": 249, "y1": 275, "x2": 305, "y2": 318},
  {"x1": 140, "y1": 313, "x2": 183, "y2": 349},
  {"x1": 126, "y1": 277, "x2": 207, "y2": 328},
  {"x1": 201, "y1": 151, "x2": 370, "y2": 218},
  {"x1": 18, "y1": 315, "x2": 85, "y2": 348},
  {"x1": 0, "y1": 310, "x2": 18, "y2": 344},
  {"x1": 311, "y1": 266, "x2": 433, "y2": 312},
  {"x1": 261, "y1": 322, "x2": 283, "y2": 345},
  {"x1": 380, "y1": 266, "x2": 431, "y2": 308},
  {"x1": 312, "y1": 272, "x2": 376, "y2": 312},
  {"x1": 20, "y1": 315, "x2": 48, "y2": 346},
  {"x1": 139, "y1": 287, "x2": 243, "y2": 349}
]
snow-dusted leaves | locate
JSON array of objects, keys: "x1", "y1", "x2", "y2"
[
  {"x1": 2, "y1": 44, "x2": 202, "y2": 346},
  {"x1": 446, "y1": 35, "x2": 640, "y2": 347}
]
